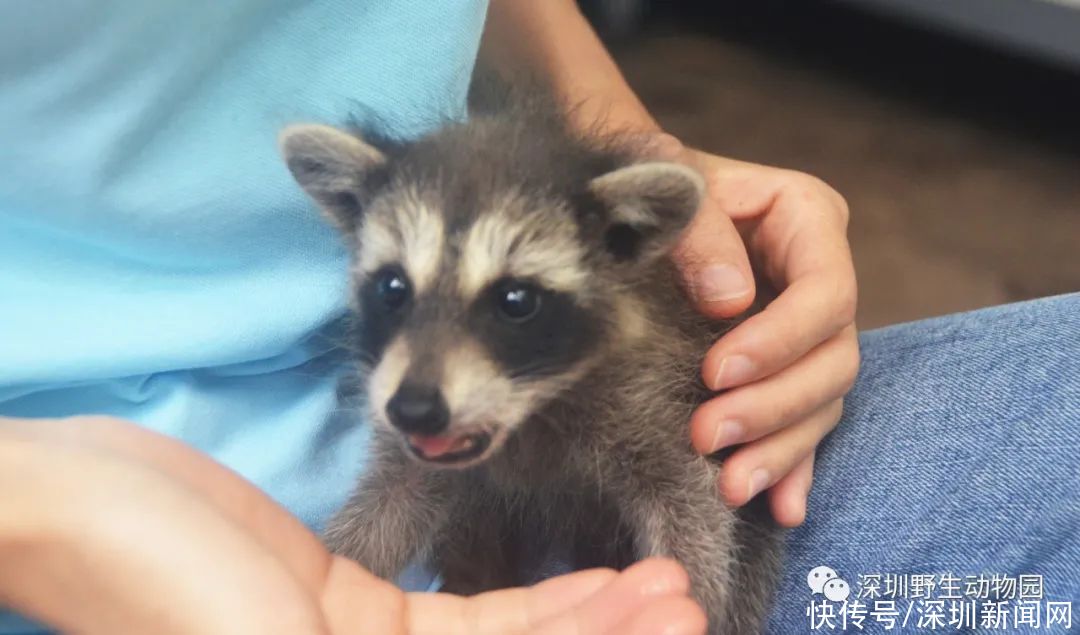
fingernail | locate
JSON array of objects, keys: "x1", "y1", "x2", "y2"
[
  {"x1": 747, "y1": 468, "x2": 771, "y2": 501},
  {"x1": 709, "y1": 420, "x2": 743, "y2": 452},
  {"x1": 711, "y1": 355, "x2": 755, "y2": 390},
  {"x1": 792, "y1": 497, "x2": 808, "y2": 525},
  {"x1": 693, "y1": 264, "x2": 750, "y2": 303}
]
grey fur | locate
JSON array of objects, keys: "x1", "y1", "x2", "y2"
[{"x1": 282, "y1": 88, "x2": 784, "y2": 634}]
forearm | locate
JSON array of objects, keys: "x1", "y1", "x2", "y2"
[
  {"x1": 0, "y1": 431, "x2": 118, "y2": 632},
  {"x1": 0, "y1": 418, "x2": 326, "y2": 635},
  {"x1": 480, "y1": 0, "x2": 660, "y2": 134}
]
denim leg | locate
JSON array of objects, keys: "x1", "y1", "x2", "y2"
[{"x1": 767, "y1": 293, "x2": 1080, "y2": 634}]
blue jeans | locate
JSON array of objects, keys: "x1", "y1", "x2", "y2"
[{"x1": 767, "y1": 292, "x2": 1079, "y2": 634}]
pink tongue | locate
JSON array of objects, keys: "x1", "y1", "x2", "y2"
[{"x1": 410, "y1": 434, "x2": 466, "y2": 458}]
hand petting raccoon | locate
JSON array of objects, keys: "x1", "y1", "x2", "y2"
[
  {"x1": 481, "y1": 0, "x2": 860, "y2": 530},
  {"x1": 668, "y1": 141, "x2": 859, "y2": 529}
]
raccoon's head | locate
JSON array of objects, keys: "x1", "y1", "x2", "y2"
[{"x1": 280, "y1": 121, "x2": 703, "y2": 468}]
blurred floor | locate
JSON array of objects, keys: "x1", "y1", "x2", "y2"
[{"x1": 612, "y1": 3, "x2": 1080, "y2": 328}]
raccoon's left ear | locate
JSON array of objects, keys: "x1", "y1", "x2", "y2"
[
  {"x1": 588, "y1": 162, "x2": 705, "y2": 265},
  {"x1": 278, "y1": 124, "x2": 387, "y2": 233}
]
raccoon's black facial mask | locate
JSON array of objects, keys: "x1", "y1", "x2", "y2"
[
  {"x1": 470, "y1": 277, "x2": 601, "y2": 380},
  {"x1": 355, "y1": 265, "x2": 413, "y2": 365},
  {"x1": 358, "y1": 267, "x2": 601, "y2": 384}
]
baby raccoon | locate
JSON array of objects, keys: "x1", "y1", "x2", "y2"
[{"x1": 280, "y1": 89, "x2": 783, "y2": 633}]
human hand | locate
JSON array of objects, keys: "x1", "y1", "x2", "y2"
[
  {"x1": 0, "y1": 416, "x2": 705, "y2": 635},
  {"x1": 651, "y1": 136, "x2": 860, "y2": 528},
  {"x1": 480, "y1": 0, "x2": 857, "y2": 528}
]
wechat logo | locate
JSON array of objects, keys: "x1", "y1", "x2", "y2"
[{"x1": 808, "y1": 565, "x2": 851, "y2": 602}]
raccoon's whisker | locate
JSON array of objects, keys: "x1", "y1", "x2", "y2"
[{"x1": 507, "y1": 365, "x2": 566, "y2": 380}]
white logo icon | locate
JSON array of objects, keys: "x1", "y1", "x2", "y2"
[
  {"x1": 808, "y1": 565, "x2": 850, "y2": 602},
  {"x1": 823, "y1": 577, "x2": 851, "y2": 602},
  {"x1": 807, "y1": 566, "x2": 839, "y2": 594}
]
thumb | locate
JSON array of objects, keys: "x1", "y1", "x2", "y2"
[
  {"x1": 638, "y1": 134, "x2": 756, "y2": 318},
  {"x1": 672, "y1": 195, "x2": 756, "y2": 319}
]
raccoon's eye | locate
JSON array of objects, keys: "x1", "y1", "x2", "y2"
[
  {"x1": 374, "y1": 267, "x2": 411, "y2": 310},
  {"x1": 495, "y1": 280, "x2": 542, "y2": 323}
]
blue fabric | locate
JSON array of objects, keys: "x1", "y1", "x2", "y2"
[
  {"x1": 0, "y1": 1, "x2": 485, "y2": 631},
  {"x1": 0, "y1": 0, "x2": 487, "y2": 524},
  {"x1": 767, "y1": 292, "x2": 1080, "y2": 634}
]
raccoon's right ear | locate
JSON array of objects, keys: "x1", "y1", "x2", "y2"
[
  {"x1": 279, "y1": 124, "x2": 387, "y2": 233},
  {"x1": 589, "y1": 162, "x2": 705, "y2": 266}
]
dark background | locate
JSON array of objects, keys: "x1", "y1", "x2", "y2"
[{"x1": 587, "y1": 1, "x2": 1080, "y2": 328}]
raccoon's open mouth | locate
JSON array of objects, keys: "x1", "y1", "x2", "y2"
[{"x1": 406, "y1": 429, "x2": 492, "y2": 465}]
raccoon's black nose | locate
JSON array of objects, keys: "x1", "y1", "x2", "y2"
[{"x1": 386, "y1": 383, "x2": 450, "y2": 435}]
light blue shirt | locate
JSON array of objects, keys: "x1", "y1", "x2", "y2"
[{"x1": 0, "y1": 1, "x2": 486, "y2": 630}]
